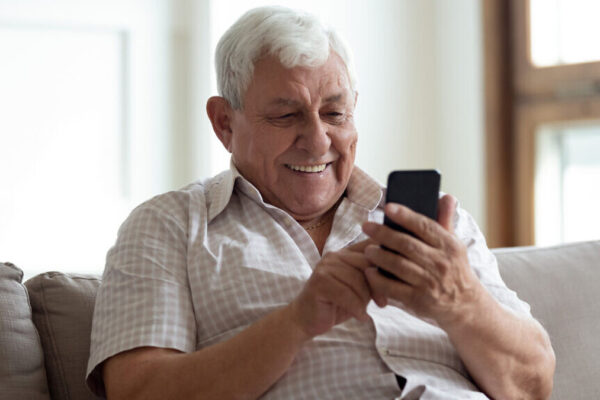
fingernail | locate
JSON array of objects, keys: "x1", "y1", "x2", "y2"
[
  {"x1": 386, "y1": 203, "x2": 400, "y2": 213},
  {"x1": 375, "y1": 296, "x2": 388, "y2": 308},
  {"x1": 362, "y1": 222, "x2": 376, "y2": 235},
  {"x1": 365, "y1": 244, "x2": 378, "y2": 256}
]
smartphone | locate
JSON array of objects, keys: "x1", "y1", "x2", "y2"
[{"x1": 379, "y1": 170, "x2": 441, "y2": 280}]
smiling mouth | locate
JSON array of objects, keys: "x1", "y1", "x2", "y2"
[{"x1": 285, "y1": 163, "x2": 330, "y2": 173}]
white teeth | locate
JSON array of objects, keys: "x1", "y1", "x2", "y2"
[{"x1": 286, "y1": 163, "x2": 327, "y2": 173}]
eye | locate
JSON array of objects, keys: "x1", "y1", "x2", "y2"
[
  {"x1": 266, "y1": 112, "x2": 298, "y2": 126},
  {"x1": 323, "y1": 111, "x2": 346, "y2": 124},
  {"x1": 278, "y1": 113, "x2": 295, "y2": 119}
]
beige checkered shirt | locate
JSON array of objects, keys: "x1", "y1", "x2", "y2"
[{"x1": 87, "y1": 163, "x2": 531, "y2": 399}]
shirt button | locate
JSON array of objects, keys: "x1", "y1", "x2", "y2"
[{"x1": 283, "y1": 219, "x2": 293, "y2": 228}]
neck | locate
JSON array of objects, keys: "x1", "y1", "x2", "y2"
[{"x1": 298, "y1": 197, "x2": 343, "y2": 231}]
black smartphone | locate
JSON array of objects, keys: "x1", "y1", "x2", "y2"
[{"x1": 379, "y1": 170, "x2": 441, "y2": 280}]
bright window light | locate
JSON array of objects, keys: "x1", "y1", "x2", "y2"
[
  {"x1": 0, "y1": 26, "x2": 132, "y2": 279},
  {"x1": 535, "y1": 122, "x2": 600, "y2": 245},
  {"x1": 530, "y1": 0, "x2": 600, "y2": 67}
]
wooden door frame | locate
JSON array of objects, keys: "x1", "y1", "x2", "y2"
[
  {"x1": 511, "y1": 1, "x2": 600, "y2": 100},
  {"x1": 483, "y1": 0, "x2": 514, "y2": 248},
  {"x1": 483, "y1": 0, "x2": 600, "y2": 247}
]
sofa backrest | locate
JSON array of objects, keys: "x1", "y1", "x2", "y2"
[
  {"x1": 0, "y1": 262, "x2": 51, "y2": 400},
  {"x1": 495, "y1": 240, "x2": 600, "y2": 400},
  {"x1": 3, "y1": 240, "x2": 599, "y2": 400},
  {"x1": 25, "y1": 271, "x2": 103, "y2": 400}
]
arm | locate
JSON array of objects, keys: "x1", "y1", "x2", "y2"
[
  {"x1": 439, "y1": 284, "x2": 555, "y2": 399},
  {"x1": 104, "y1": 306, "x2": 309, "y2": 400},
  {"x1": 361, "y1": 196, "x2": 555, "y2": 399},
  {"x1": 103, "y1": 241, "x2": 374, "y2": 400}
]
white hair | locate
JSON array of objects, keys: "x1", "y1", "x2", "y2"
[{"x1": 215, "y1": 6, "x2": 357, "y2": 110}]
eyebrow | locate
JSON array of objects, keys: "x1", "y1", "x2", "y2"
[
  {"x1": 267, "y1": 93, "x2": 347, "y2": 107},
  {"x1": 324, "y1": 93, "x2": 345, "y2": 103},
  {"x1": 268, "y1": 98, "x2": 301, "y2": 107}
]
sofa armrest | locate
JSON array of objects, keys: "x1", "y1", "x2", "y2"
[
  {"x1": 494, "y1": 240, "x2": 600, "y2": 400},
  {"x1": 0, "y1": 262, "x2": 50, "y2": 400}
]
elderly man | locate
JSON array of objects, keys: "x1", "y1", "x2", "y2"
[{"x1": 86, "y1": 6, "x2": 555, "y2": 400}]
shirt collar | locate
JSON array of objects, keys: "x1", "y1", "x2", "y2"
[
  {"x1": 345, "y1": 166, "x2": 385, "y2": 211},
  {"x1": 204, "y1": 158, "x2": 384, "y2": 222}
]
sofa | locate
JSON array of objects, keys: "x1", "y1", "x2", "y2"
[{"x1": 1, "y1": 240, "x2": 599, "y2": 400}]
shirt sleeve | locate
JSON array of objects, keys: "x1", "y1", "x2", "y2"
[
  {"x1": 86, "y1": 192, "x2": 197, "y2": 397},
  {"x1": 453, "y1": 204, "x2": 532, "y2": 316}
]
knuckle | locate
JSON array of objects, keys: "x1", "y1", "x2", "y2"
[
  {"x1": 404, "y1": 239, "x2": 418, "y2": 254},
  {"x1": 434, "y1": 258, "x2": 450, "y2": 275},
  {"x1": 418, "y1": 218, "x2": 430, "y2": 235},
  {"x1": 392, "y1": 255, "x2": 405, "y2": 271},
  {"x1": 446, "y1": 236, "x2": 463, "y2": 254},
  {"x1": 312, "y1": 268, "x2": 329, "y2": 283},
  {"x1": 425, "y1": 276, "x2": 437, "y2": 291}
]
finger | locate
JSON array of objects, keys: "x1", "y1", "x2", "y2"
[
  {"x1": 314, "y1": 272, "x2": 370, "y2": 321},
  {"x1": 437, "y1": 194, "x2": 457, "y2": 234},
  {"x1": 365, "y1": 267, "x2": 414, "y2": 306},
  {"x1": 345, "y1": 238, "x2": 376, "y2": 253},
  {"x1": 364, "y1": 244, "x2": 429, "y2": 287},
  {"x1": 362, "y1": 221, "x2": 434, "y2": 268},
  {"x1": 328, "y1": 264, "x2": 372, "y2": 310},
  {"x1": 382, "y1": 203, "x2": 450, "y2": 248},
  {"x1": 337, "y1": 249, "x2": 373, "y2": 271}
]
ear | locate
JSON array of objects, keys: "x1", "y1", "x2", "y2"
[{"x1": 206, "y1": 96, "x2": 235, "y2": 153}]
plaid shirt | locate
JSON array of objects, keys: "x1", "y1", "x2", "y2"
[{"x1": 87, "y1": 162, "x2": 530, "y2": 399}]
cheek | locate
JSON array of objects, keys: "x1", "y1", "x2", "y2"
[
  {"x1": 334, "y1": 127, "x2": 358, "y2": 158},
  {"x1": 252, "y1": 131, "x2": 296, "y2": 173},
  {"x1": 331, "y1": 129, "x2": 357, "y2": 181}
]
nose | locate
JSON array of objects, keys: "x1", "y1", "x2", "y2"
[{"x1": 296, "y1": 113, "x2": 331, "y2": 157}]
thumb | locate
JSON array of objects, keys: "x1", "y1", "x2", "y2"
[
  {"x1": 346, "y1": 238, "x2": 376, "y2": 253},
  {"x1": 437, "y1": 194, "x2": 457, "y2": 234}
]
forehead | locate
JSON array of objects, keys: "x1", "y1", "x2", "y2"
[{"x1": 245, "y1": 53, "x2": 353, "y2": 105}]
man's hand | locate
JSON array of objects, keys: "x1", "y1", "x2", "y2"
[
  {"x1": 287, "y1": 240, "x2": 374, "y2": 339},
  {"x1": 361, "y1": 194, "x2": 555, "y2": 399},
  {"x1": 361, "y1": 194, "x2": 483, "y2": 326}
]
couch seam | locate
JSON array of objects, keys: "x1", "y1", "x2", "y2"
[
  {"x1": 44, "y1": 272, "x2": 101, "y2": 281},
  {"x1": 39, "y1": 276, "x2": 71, "y2": 400}
]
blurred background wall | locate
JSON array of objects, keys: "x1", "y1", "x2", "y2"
[{"x1": 0, "y1": 0, "x2": 492, "y2": 277}]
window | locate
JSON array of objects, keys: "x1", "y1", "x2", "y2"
[
  {"x1": 484, "y1": 0, "x2": 600, "y2": 246},
  {"x1": 0, "y1": 1, "x2": 172, "y2": 279},
  {"x1": 529, "y1": 0, "x2": 600, "y2": 67},
  {"x1": 0, "y1": 25, "x2": 129, "y2": 277},
  {"x1": 535, "y1": 122, "x2": 600, "y2": 245}
]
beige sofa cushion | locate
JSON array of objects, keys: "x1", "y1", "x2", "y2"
[
  {"x1": 495, "y1": 240, "x2": 600, "y2": 400},
  {"x1": 0, "y1": 262, "x2": 50, "y2": 400},
  {"x1": 25, "y1": 272, "x2": 102, "y2": 400}
]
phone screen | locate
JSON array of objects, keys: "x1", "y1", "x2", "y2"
[
  {"x1": 379, "y1": 170, "x2": 441, "y2": 280},
  {"x1": 384, "y1": 170, "x2": 441, "y2": 234}
]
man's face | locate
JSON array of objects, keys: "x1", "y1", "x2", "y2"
[{"x1": 228, "y1": 53, "x2": 358, "y2": 220}]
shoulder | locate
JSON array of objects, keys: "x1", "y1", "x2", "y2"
[
  {"x1": 130, "y1": 181, "x2": 206, "y2": 223},
  {"x1": 122, "y1": 170, "x2": 236, "y2": 233}
]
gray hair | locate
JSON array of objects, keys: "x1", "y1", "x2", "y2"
[{"x1": 215, "y1": 6, "x2": 357, "y2": 110}]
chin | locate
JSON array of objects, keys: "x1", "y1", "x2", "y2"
[{"x1": 284, "y1": 192, "x2": 342, "y2": 220}]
